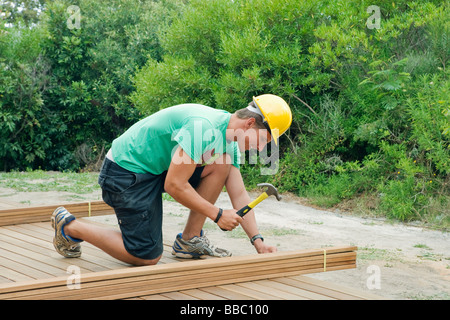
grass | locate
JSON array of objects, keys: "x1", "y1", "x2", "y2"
[
  {"x1": 413, "y1": 243, "x2": 432, "y2": 250},
  {"x1": 405, "y1": 292, "x2": 450, "y2": 300},
  {"x1": 225, "y1": 225, "x2": 304, "y2": 239},
  {"x1": 413, "y1": 244, "x2": 449, "y2": 262},
  {"x1": 199, "y1": 219, "x2": 304, "y2": 239},
  {"x1": 357, "y1": 246, "x2": 404, "y2": 264},
  {"x1": 310, "y1": 188, "x2": 450, "y2": 232},
  {"x1": 0, "y1": 170, "x2": 100, "y2": 194}
]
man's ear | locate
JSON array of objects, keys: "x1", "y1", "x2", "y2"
[{"x1": 245, "y1": 117, "x2": 256, "y2": 129}]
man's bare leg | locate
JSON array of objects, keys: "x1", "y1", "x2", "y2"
[
  {"x1": 182, "y1": 155, "x2": 231, "y2": 240},
  {"x1": 64, "y1": 221, "x2": 161, "y2": 266},
  {"x1": 65, "y1": 155, "x2": 231, "y2": 264}
]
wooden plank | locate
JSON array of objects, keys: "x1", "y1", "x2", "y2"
[
  {"x1": 251, "y1": 279, "x2": 334, "y2": 300},
  {"x1": 0, "y1": 204, "x2": 364, "y2": 300},
  {"x1": 0, "y1": 267, "x2": 35, "y2": 284},
  {"x1": 140, "y1": 294, "x2": 172, "y2": 300},
  {"x1": 0, "y1": 245, "x2": 65, "y2": 277},
  {"x1": 0, "y1": 247, "x2": 56, "y2": 280},
  {"x1": 160, "y1": 291, "x2": 199, "y2": 300},
  {"x1": 200, "y1": 286, "x2": 255, "y2": 300},
  {"x1": 0, "y1": 257, "x2": 354, "y2": 296},
  {"x1": 0, "y1": 261, "x2": 352, "y2": 299},
  {"x1": 0, "y1": 232, "x2": 104, "y2": 274},
  {"x1": 0, "y1": 218, "x2": 182, "y2": 287},
  {"x1": 0, "y1": 201, "x2": 114, "y2": 226},
  {"x1": 233, "y1": 281, "x2": 306, "y2": 300},
  {"x1": 94, "y1": 265, "x2": 356, "y2": 300},
  {"x1": 1, "y1": 263, "x2": 353, "y2": 300},
  {"x1": 136, "y1": 275, "x2": 380, "y2": 301},
  {"x1": 17, "y1": 219, "x2": 176, "y2": 264},
  {"x1": 0, "y1": 203, "x2": 371, "y2": 300},
  {"x1": 0, "y1": 246, "x2": 357, "y2": 300},
  {"x1": 16, "y1": 221, "x2": 128, "y2": 266},
  {"x1": 2, "y1": 245, "x2": 355, "y2": 285},
  {"x1": 2, "y1": 223, "x2": 128, "y2": 270},
  {"x1": 178, "y1": 288, "x2": 227, "y2": 300},
  {"x1": 287, "y1": 275, "x2": 384, "y2": 300},
  {"x1": 274, "y1": 276, "x2": 362, "y2": 300},
  {"x1": 30, "y1": 220, "x2": 186, "y2": 267},
  {"x1": 0, "y1": 257, "x2": 355, "y2": 299},
  {"x1": 219, "y1": 283, "x2": 282, "y2": 300}
]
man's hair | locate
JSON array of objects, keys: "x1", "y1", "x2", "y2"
[{"x1": 235, "y1": 101, "x2": 266, "y2": 129}]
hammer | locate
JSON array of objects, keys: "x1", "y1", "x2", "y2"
[{"x1": 236, "y1": 183, "x2": 282, "y2": 217}]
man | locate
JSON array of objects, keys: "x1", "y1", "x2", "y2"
[{"x1": 52, "y1": 94, "x2": 292, "y2": 266}]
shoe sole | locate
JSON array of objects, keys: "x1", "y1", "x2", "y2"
[
  {"x1": 171, "y1": 250, "x2": 207, "y2": 259},
  {"x1": 51, "y1": 207, "x2": 82, "y2": 258},
  {"x1": 51, "y1": 206, "x2": 65, "y2": 230},
  {"x1": 53, "y1": 237, "x2": 82, "y2": 258}
]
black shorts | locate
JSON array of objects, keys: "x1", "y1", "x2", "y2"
[{"x1": 98, "y1": 158, "x2": 204, "y2": 260}]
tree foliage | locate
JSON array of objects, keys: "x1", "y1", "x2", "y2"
[
  {"x1": 1, "y1": 0, "x2": 448, "y2": 224},
  {"x1": 1, "y1": 0, "x2": 183, "y2": 170}
]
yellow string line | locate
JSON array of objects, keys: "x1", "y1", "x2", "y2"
[
  {"x1": 88, "y1": 201, "x2": 91, "y2": 217},
  {"x1": 323, "y1": 249, "x2": 327, "y2": 272}
]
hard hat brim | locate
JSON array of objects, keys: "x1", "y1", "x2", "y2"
[{"x1": 253, "y1": 96, "x2": 279, "y2": 145}]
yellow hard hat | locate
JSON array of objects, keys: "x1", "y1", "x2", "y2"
[{"x1": 253, "y1": 94, "x2": 292, "y2": 145}]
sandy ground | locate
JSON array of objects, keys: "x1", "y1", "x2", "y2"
[{"x1": 0, "y1": 187, "x2": 448, "y2": 300}]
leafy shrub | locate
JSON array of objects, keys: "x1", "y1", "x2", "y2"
[
  {"x1": 0, "y1": 25, "x2": 52, "y2": 171},
  {"x1": 1, "y1": 0, "x2": 184, "y2": 170},
  {"x1": 1, "y1": 0, "x2": 448, "y2": 226}
]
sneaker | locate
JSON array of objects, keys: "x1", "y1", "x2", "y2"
[
  {"x1": 172, "y1": 231, "x2": 232, "y2": 259},
  {"x1": 51, "y1": 206, "x2": 83, "y2": 258}
]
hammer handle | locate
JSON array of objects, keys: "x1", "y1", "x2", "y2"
[
  {"x1": 236, "y1": 192, "x2": 268, "y2": 217},
  {"x1": 220, "y1": 192, "x2": 269, "y2": 231}
]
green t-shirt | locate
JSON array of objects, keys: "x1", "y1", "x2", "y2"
[{"x1": 111, "y1": 104, "x2": 241, "y2": 174}]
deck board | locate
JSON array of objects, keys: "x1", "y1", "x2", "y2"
[{"x1": 0, "y1": 214, "x2": 383, "y2": 300}]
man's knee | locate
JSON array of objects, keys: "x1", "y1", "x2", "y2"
[
  {"x1": 201, "y1": 154, "x2": 232, "y2": 177},
  {"x1": 131, "y1": 254, "x2": 162, "y2": 266}
]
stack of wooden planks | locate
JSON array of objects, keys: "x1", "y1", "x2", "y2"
[
  {"x1": 0, "y1": 201, "x2": 113, "y2": 226},
  {"x1": 0, "y1": 246, "x2": 357, "y2": 300},
  {"x1": 0, "y1": 201, "x2": 364, "y2": 300}
]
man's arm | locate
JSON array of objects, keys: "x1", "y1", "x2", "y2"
[
  {"x1": 164, "y1": 146, "x2": 242, "y2": 231},
  {"x1": 225, "y1": 165, "x2": 277, "y2": 253}
]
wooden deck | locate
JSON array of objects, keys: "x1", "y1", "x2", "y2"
[{"x1": 0, "y1": 202, "x2": 383, "y2": 300}]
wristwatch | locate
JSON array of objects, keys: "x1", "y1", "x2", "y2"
[{"x1": 250, "y1": 234, "x2": 264, "y2": 245}]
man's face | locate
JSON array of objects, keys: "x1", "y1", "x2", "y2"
[
  {"x1": 231, "y1": 118, "x2": 272, "y2": 152},
  {"x1": 243, "y1": 127, "x2": 272, "y2": 152}
]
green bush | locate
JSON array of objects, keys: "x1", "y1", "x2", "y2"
[
  {"x1": 1, "y1": 0, "x2": 448, "y2": 226},
  {"x1": 128, "y1": 0, "x2": 449, "y2": 226},
  {"x1": 0, "y1": 24, "x2": 52, "y2": 171},
  {"x1": 1, "y1": 0, "x2": 184, "y2": 170},
  {"x1": 40, "y1": 0, "x2": 184, "y2": 169}
]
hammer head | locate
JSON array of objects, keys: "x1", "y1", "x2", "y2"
[{"x1": 257, "y1": 183, "x2": 282, "y2": 201}]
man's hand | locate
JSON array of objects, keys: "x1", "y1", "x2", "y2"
[
  {"x1": 225, "y1": 166, "x2": 278, "y2": 254},
  {"x1": 217, "y1": 209, "x2": 243, "y2": 231},
  {"x1": 253, "y1": 239, "x2": 277, "y2": 254}
]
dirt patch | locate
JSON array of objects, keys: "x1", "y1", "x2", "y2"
[{"x1": 0, "y1": 187, "x2": 448, "y2": 300}]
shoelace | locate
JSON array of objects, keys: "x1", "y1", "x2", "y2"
[
  {"x1": 194, "y1": 233, "x2": 220, "y2": 252},
  {"x1": 195, "y1": 232, "x2": 212, "y2": 247}
]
